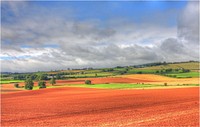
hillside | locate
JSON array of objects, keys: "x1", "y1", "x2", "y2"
[{"x1": 138, "y1": 62, "x2": 199, "y2": 71}]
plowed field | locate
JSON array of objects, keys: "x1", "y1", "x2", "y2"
[{"x1": 1, "y1": 87, "x2": 199, "y2": 126}]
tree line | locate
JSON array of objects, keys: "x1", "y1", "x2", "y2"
[{"x1": 14, "y1": 77, "x2": 56, "y2": 90}]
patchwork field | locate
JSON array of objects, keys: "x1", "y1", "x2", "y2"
[
  {"x1": 139, "y1": 62, "x2": 199, "y2": 70},
  {"x1": 1, "y1": 74, "x2": 199, "y2": 93},
  {"x1": 2, "y1": 87, "x2": 199, "y2": 126},
  {"x1": 1, "y1": 73, "x2": 199, "y2": 126}
]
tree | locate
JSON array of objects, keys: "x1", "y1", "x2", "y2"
[
  {"x1": 85, "y1": 80, "x2": 91, "y2": 85},
  {"x1": 56, "y1": 73, "x2": 61, "y2": 79},
  {"x1": 182, "y1": 69, "x2": 190, "y2": 73},
  {"x1": 36, "y1": 74, "x2": 48, "y2": 81},
  {"x1": 50, "y1": 77, "x2": 56, "y2": 86},
  {"x1": 14, "y1": 83, "x2": 19, "y2": 88},
  {"x1": 38, "y1": 81, "x2": 46, "y2": 89},
  {"x1": 25, "y1": 78, "x2": 34, "y2": 90},
  {"x1": 137, "y1": 71, "x2": 142, "y2": 74},
  {"x1": 165, "y1": 68, "x2": 172, "y2": 73}
]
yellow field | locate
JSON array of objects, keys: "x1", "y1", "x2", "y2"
[
  {"x1": 119, "y1": 74, "x2": 199, "y2": 85},
  {"x1": 140, "y1": 62, "x2": 199, "y2": 70}
]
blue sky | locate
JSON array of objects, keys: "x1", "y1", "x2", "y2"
[
  {"x1": 1, "y1": 1, "x2": 199, "y2": 72},
  {"x1": 2, "y1": 1, "x2": 187, "y2": 26}
]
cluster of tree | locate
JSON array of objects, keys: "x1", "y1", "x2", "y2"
[
  {"x1": 133, "y1": 62, "x2": 167, "y2": 68},
  {"x1": 20, "y1": 77, "x2": 57, "y2": 90},
  {"x1": 49, "y1": 77, "x2": 56, "y2": 85},
  {"x1": 85, "y1": 80, "x2": 92, "y2": 84},
  {"x1": 13, "y1": 74, "x2": 27, "y2": 80},
  {"x1": 13, "y1": 74, "x2": 48, "y2": 80},
  {"x1": 155, "y1": 68, "x2": 190, "y2": 74},
  {"x1": 14, "y1": 83, "x2": 19, "y2": 88},
  {"x1": 102, "y1": 68, "x2": 114, "y2": 72},
  {"x1": 24, "y1": 78, "x2": 34, "y2": 90},
  {"x1": 49, "y1": 72, "x2": 87, "y2": 78},
  {"x1": 167, "y1": 60, "x2": 199, "y2": 64},
  {"x1": 82, "y1": 67, "x2": 93, "y2": 70},
  {"x1": 12, "y1": 73, "x2": 65, "y2": 80},
  {"x1": 38, "y1": 81, "x2": 46, "y2": 89},
  {"x1": 1, "y1": 74, "x2": 10, "y2": 78},
  {"x1": 116, "y1": 70, "x2": 128, "y2": 75},
  {"x1": 115, "y1": 66, "x2": 124, "y2": 68},
  {"x1": 181, "y1": 69, "x2": 190, "y2": 73}
]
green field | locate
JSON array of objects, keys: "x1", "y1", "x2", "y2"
[
  {"x1": 0, "y1": 80, "x2": 24, "y2": 84},
  {"x1": 166, "y1": 72, "x2": 199, "y2": 78},
  {"x1": 68, "y1": 83, "x2": 159, "y2": 89},
  {"x1": 30, "y1": 83, "x2": 198, "y2": 90},
  {"x1": 31, "y1": 84, "x2": 157, "y2": 90}
]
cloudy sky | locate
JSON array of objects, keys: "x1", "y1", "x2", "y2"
[{"x1": 1, "y1": 1, "x2": 199, "y2": 72}]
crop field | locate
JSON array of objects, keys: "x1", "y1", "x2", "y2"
[
  {"x1": 1, "y1": 74, "x2": 199, "y2": 93},
  {"x1": 166, "y1": 72, "x2": 199, "y2": 78},
  {"x1": 1, "y1": 0, "x2": 199, "y2": 126},
  {"x1": 65, "y1": 83, "x2": 198, "y2": 89},
  {"x1": 1, "y1": 63, "x2": 199, "y2": 126},
  {"x1": 0, "y1": 80, "x2": 24, "y2": 84},
  {"x1": 1, "y1": 87, "x2": 199, "y2": 126},
  {"x1": 140, "y1": 62, "x2": 199, "y2": 70}
]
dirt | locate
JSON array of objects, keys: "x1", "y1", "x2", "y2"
[{"x1": 1, "y1": 87, "x2": 199, "y2": 126}]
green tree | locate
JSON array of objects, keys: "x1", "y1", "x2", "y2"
[
  {"x1": 25, "y1": 74, "x2": 31, "y2": 79},
  {"x1": 49, "y1": 77, "x2": 56, "y2": 85},
  {"x1": 38, "y1": 81, "x2": 46, "y2": 89},
  {"x1": 36, "y1": 74, "x2": 48, "y2": 81},
  {"x1": 25, "y1": 78, "x2": 34, "y2": 90},
  {"x1": 56, "y1": 73, "x2": 61, "y2": 79},
  {"x1": 14, "y1": 83, "x2": 19, "y2": 88},
  {"x1": 85, "y1": 80, "x2": 91, "y2": 85}
]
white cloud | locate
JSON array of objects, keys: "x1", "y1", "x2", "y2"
[{"x1": 1, "y1": 1, "x2": 199, "y2": 72}]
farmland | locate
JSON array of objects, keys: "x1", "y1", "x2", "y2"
[
  {"x1": 1, "y1": 61, "x2": 199, "y2": 93},
  {"x1": 166, "y1": 72, "x2": 199, "y2": 78},
  {"x1": 1, "y1": 1, "x2": 199, "y2": 126},
  {"x1": 138, "y1": 61, "x2": 199, "y2": 70},
  {"x1": 1, "y1": 87, "x2": 199, "y2": 126},
  {"x1": 1, "y1": 61, "x2": 199, "y2": 126},
  {"x1": 0, "y1": 80, "x2": 24, "y2": 84}
]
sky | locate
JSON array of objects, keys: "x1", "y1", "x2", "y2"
[{"x1": 1, "y1": 1, "x2": 199, "y2": 72}]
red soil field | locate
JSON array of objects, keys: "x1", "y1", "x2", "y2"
[{"x1": 1, "y1": 87, "x2": 199, "y2": 126}]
